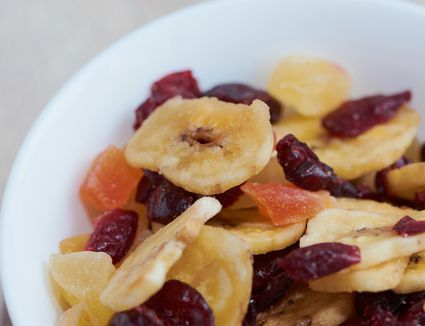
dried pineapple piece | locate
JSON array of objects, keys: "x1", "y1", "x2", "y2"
[
  {"x1": 56, "y1": 302, "x2": 93, "y2": 326},
  {"x1": 168, "y1": 226, "x2": 252, "y2": 326},
  {"x1": 269, "y1": 56, "x2": 350, "y2": 117},
  {"x1": 50, "y1": 251, "x2": 115, "y2": 325},
  {"x1": 59, "y1": 235, "x2": 90, "y2": 254},
  {"x1": 100, "y1": 197, "x2": 221, "y2": 311},
  {"x1": 125, "y1": 97, "x2": 273, "y2": 195}
]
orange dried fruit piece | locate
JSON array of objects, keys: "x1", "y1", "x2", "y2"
[
  {"x1": 56, "y1": 302, "x2": 93, "y2": 326},
  {"x1": 241, "y1": 182, "x2": 334, "y2": 225},
  {"x1": 60, "y1": 235, "x2": 90, "y2": 254},
  {"x1": 80, "y1": 146, "x2": 143, "y2": 211},
  {"x1": 50, "y1": 251, "x2": 116, "y2": 325}
]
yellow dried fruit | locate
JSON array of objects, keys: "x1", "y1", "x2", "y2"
[{"x1": 168, "y1": 226, "x2": 252, "y2": 326}]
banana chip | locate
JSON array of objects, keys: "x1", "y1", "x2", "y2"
[
  {"x1": 395, "y1": 251, "x2": 425, "y2": 294},
  {"x1": 301, "y1": 208, "x2": 425, "y2": 269},
  {"x1": 335, "y1": 198, "x2": 415, "y2": 215},
  {"x1": 386, "y1": 163, "x2": 425, "y2": 200},
  {"x1": 210, "y1": 208, "x2": 306, "y2": 254},
  {"x1": 100, "y1": 197, "x2": 222, "y2": 311},
  {"x1": 310, "y1": 258, "x2": 408, "y2": 293},
  {"x1": 273, "y1": 107, "x2": 420, "y2": 180},
  {"x1": 125, "y1": 97, "x2": 274, "y2": 195},
  {"x1": 168, "y1": 226, "x2": 252, "y2": 326},
  {"x1": 257, "y1": 286, "x2": 353, "y2": 326}
]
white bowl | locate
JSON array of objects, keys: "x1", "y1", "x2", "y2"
[{"x1": 2, "y1": 0, "x2": 425, "y2": 324}]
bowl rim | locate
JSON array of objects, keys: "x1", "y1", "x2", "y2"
[{"x1": 2, "y1": 0, "x2": 425, "y2": 324}]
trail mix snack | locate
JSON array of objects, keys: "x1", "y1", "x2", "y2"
[{"x1": 51, "y1": 55, "x2": 425, "y2": 325}]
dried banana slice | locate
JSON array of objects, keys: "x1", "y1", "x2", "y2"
[
  {"x1": 404, "y1": 137, "x2": 422, "y2": 162},
  {"x1": 335, "y1": 198, "x2": 415, "y2": 215},
  {"x1": 268, "y1": 55, "x2": 350, "y2": 117},
  {"x1": 257, "y1": 286, "x2": 353, "y2": 326},
  {"x1": 300, "y1": 208, "x2": 425, "y2": 269},
  {"x1": 395, "y1": 251, "x2": 425, "y2": 294},
  {"x1": 386, "y1": 163, "x2": 425, "y2": 200},
  {"x1": 272, "y1": 107, "x2": 420, "y2": 180},
  {"x1": 209, "y1": 208, "x2": 306, "y2": 254},
  {"x1": 310, "y1": 258, "x2": 408, "y2": 293},
  {"x1": 125, "y1": 97, "x2": 274, "y2": 195},
  {"x1": 168, "y1": 226, "x2": 252, "y2": 326},
  {"x1": 100, "y1": 197, "x2": 222, "y2": 311}
]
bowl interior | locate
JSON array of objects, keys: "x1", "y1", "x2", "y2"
[{"x1": 2, "y1": 0, "x2": 425, "y2": 324}]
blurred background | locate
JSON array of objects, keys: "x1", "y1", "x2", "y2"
[
  {"x1": 0, "y1": 0, "x2": 424, "y2": 324},
  {"x1": 0, "y1": 1, "x2": 207, "y2": 323}
]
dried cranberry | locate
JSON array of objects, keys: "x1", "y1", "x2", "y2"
[
  {"x1": 134, "y1": 70, "x2": 201, "y2": 129},
  {"x1": 415, "y1": 192, "x2": 425, "y2": 208},
  {"x1": 278, "y1": 243, "x2": 360, "y2": 282},
  {"x1": 146, "y1": 280, "x2": 214, "y2": 325},
  {"x1": 393, "y1": 216, "x2": 425, "y2": 237},
  {"x1": 322, "y1": 91, "x2": 411, "y2": 138},
  {"x1": 204, "y1": 83, "x2": 282, "y2": 123},
  {"x1": 85, "y1": 209, "x2": 138, "y2": 264},
  {"x1": 109, "y1": 306, "x2": 165, "y2": 326},
  {"x1": 242, "y1": 300, "x2": 257, "y2": 326},
  {"x1": 110, "y1": 280, "x2": 213, "y2": 326},
  {"x1": 136, "y1": 170, "x2": 164, "y2": 204},
  {"x1": 214, "y1": 185, "x2": 243, "y2": 207},
  {"x1": 276, "y1": 134, "x2": 359, "y2": 197},
  {"x1": 251, "y1": 247, "x2": 295, "y2": 313},
  {"x1": 147, "y1": 178, "x2": 200, "y2": 224},
  {"x1": 399, "y1": 300, "x2": 425, "y2": 325},
  {"x1": 356, "y1": 183, "x2": 382, "y2": 201},
  {"x1": 375, "y1": 157, "x2": 412, "y2": 196}
]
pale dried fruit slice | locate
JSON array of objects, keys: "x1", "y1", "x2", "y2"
[
  {"x1": 57, "y1": 302, "x2": 93, "y2": 326},
  {"x1": 272, "y1": 107, "x2": 420, "y2": 180},
  {"x1": 273, "y1": 113, "x2": 326, "y2": 147},
  {"x1": 59, "y1": 235, "x2": 90, "y2": 254},
  {"x1": 209, "y1": 208, "x2": 306, "y2": 254},
  {"x1": 168, "y1": 226, "x2": 252, "y2": 326},
  {"x1": 257, "y1": 286, "x2": 353, "y2": 326},
  {"x1": 50, "y1": 251, "x2": 115, "y2": 325},
  {"x1": 314, "y1": 106, "x2": 420, "y2": 179},
  {"x1": 335, "y1": 198, "x2": 414, "y2": 215},
  {"x1": 100, "y1": 197, "x2": 222, "y2": 311},
  {"x1": 300, "y1": 208, "x2": 425, "y2": 269},
  {"x1": 125, "y1": 97, "x2": 274, "y2": 195},
  {"x1": 269, "y1": 55, "x2": 350, "y2": 117},
  {"x1": 404, "y1": 137, "x2": 422, "y2": 162},
  {"x1": 395, "y1": 251, "x2": 425, "y2": 293},
  {"x1": 386, "y1": 163, "x2": 425, "y2": 200},
  {"x1": 310, "y1": 258, "x2": 408, "y2": 293}
]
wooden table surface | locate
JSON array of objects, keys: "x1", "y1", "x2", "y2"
[{"x1": 0, "y1": 0, "x2": 424, "y2": 324}]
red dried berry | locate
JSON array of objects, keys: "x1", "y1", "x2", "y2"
[
  {"x1": 251, "y1": 247, "x2": 295, "y2": 313},
  {"x1": 375, "y1": 157, "x2": 412, "y2": 196},
  {"x1": 147, "y1": 178, "x2": 200, "y2": 225},
  {"x1": 204, "y1": 83, "x2": 283, "y2": 123},
  {"x1": 134, "y1": 70, "x2": 201, "y2": 129},
  {"x1": 399, "y1": 299, "x2": 425, "y2": 325},
  {"x1": 278, "y1": 242, "x2": 360, "y2": 282},
  {"x1": 214, "y1": 185, "x2": 243, "y2": 207},
  {"x1": 85, "y1": 209, "x2": 138, "y2": 264},
  {"x1": 393, "y1": 216, "x2": 425, "y2": 237},
  {"x1": 322, "y1": 91, "x2": 411, "y2": 138},
  {"x1": 415, "y1": 192, "x2": 425, "y2": 209},
  {"x1": 109, "y1": 305, "x2": 165, "y2": 326},
  {"x1": 136, "y1": 170, "x2": 164, "y2": 204},
  {"x1": 276, "y1": 134, "x2": 359, "y2": 197}
]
